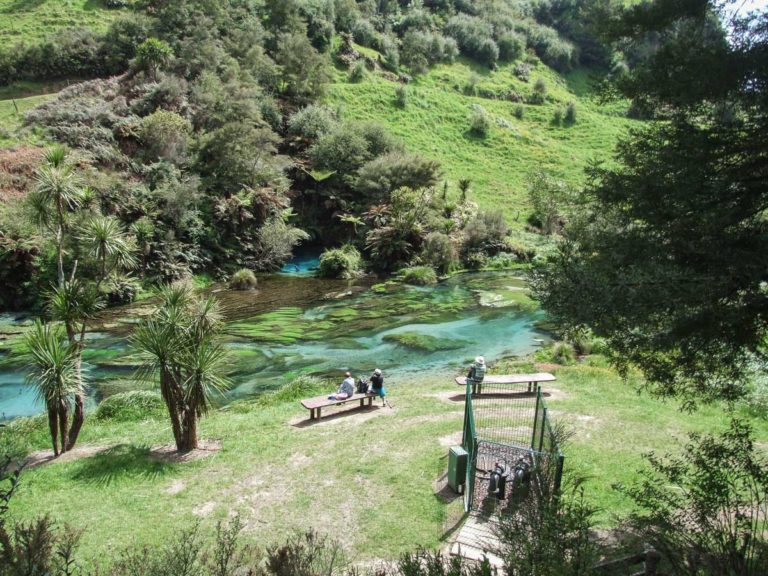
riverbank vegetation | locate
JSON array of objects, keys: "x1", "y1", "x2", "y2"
[{"x1": 0, "y1": 0, "x2": 637, "y2": 314}]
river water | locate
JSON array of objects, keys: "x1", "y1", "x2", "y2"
[{"x1": 0, "y1": 267, "x2": 549, "y2": 420}]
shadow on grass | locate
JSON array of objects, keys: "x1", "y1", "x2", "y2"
[
  {"x1": 444, "y1": 391, "x2": 550, "y2": 403},
  {"x1": 70, "y1": 444, "x2": 174, "y2": 486},
  {"x1": 291, "y1": 404, "x2": 385, "y2": 428}
]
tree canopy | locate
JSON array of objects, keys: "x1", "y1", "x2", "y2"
[{"x1": 533, "y1": 0, "x2": 768, "y2": 405}]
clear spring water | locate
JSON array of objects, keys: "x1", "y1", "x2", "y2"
[{"x1": 0, "y1": 267, "x2": 549, "y2": 420}]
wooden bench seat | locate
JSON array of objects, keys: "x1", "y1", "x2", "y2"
[
  {"x1": 301, "y1": 392, "x2": 376, "y2": 420},
  {"x1": 454, "y1": 373, "x2": 556, "y2": 395}
]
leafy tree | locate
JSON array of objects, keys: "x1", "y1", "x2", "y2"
[
  {"x1": 140, "y1": 110, "x2": 191, "y2": 163},
  {"x1": 25, "y1": 148, "x2": 137, "y2": 452},
  {"x1": 528, "y1": 172, "x2": 571, "y2": 235},
  {"x1": 132, "y1": 284, "x2": 230, "y2": 452},
  {"x1": 274, "y1": 32, "x2": 331, "y2": 102},
  {"x1": 195, "y1": 123, "x2": 284, "y2": 196},
  {"x1": 355, "y1": 152, "x2": 442, "y2": 204},
  {"x1": 533, "y1": 1, "x2": 768, "y2": 404},
  {"x1": 620, "y1": 419, "x2": 768, "y2": 576},
  {"x1": 134, "y1": 38, "x2": 173, "y2": 81},
  {"x1": 25, "y1": 322, "x2": 78, "y2": 457}
]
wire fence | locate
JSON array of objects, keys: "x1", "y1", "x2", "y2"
[{"x1": 461, "y1": 380, "x2": 563, "y2": 513}]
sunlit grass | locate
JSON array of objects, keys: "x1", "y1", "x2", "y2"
[
  {"x1": 0, "y1": 0, "x2": 125, "y2": 44},
  {"x1": 5, "y1": 358, "x2": 766, "y2": 561},
  {"x1": 327, "y1": 56, "x2": 637, "y2": 225}
]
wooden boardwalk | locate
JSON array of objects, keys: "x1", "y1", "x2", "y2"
[{"x1": 450, "y1": 512, "x2": 504, "y2": 567}]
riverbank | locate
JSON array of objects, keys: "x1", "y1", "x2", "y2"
[{"x1": 4, "y1": 357, "x2": 766, "y2": 564}]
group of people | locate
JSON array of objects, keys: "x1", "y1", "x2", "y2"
[
  {"x1": 327, "y1": 355, "x2": 485, "y2": 408},
  {"x1": 329, "y1": 368, "x2": 389, "y2": 407}
]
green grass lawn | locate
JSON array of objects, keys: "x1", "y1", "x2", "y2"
[
  {"x1": 0, "y1": 88, "x2": 56, "y2": 148},
  {"x1": 5, "y1": 358, "x2": 765, "y2": 564},
  {"x1": 328, "y1": 57, "x2": 636, "y2": 224},
  {"x1": 0, "y1": 0, "x2": 125, "y2": 44}
]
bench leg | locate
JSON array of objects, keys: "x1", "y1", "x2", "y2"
[{"x1": 316, "y1": 407, "x2": 321, "y2": 420}]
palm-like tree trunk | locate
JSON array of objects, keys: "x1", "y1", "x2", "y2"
[
  {"x1": 160, "y1": 367, "x2": 184, "y2": 449},
  {"x1": 181, "y1": 407, "x2": 198, "y2": 451},
  {"x1": 58, "y1": 400, "x2": 68, "y2": 454},
  {"x1": 47, "y1": 408, "x2": 59, "y2": 457}
]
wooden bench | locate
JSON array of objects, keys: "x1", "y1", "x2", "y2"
[
  {"x1": 301, "y1": 392, "x2": 376, "y2": 420},
  {"x1": 454, "y1": 373, "x2": 556, "y2": 395}
]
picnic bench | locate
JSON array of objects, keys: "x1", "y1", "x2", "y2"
[
  {"x1": 301, "y1": 392, "x2": 376, "y2": 420},
  {"x1": 454, "y1": 373, "x2": 556, "y2": 395}
]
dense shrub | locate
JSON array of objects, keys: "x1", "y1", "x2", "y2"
[
  {"x1": 348, "y1": 60, "x2": 367, "y2": 83},
  {"x1": 399, "y1": 266, "x2": 438, "y2": 285},
  {"x1": 497, "y1": 32, "x2": 525, "y2": 62},
  {"x1": 317, "y1": 244, "x2": 362, "y2": 279},
  {"x1": 351, "y1": 18, "x2": 377, "y2": 47},
  {"x1": 462, "y1": 210, "x2": 510, "y2": 256},
  {"x1": 140, "y1": 110, "x2": 191, "y2": 162},
  {"x1": 422, "y1": 231, "x2": 457, "y2": 274},
  {"x1": 355, "y1": 152, "x2": 441, "y2": 203},
  {"x1": 513, "y1": 105, "x2": 525, "y2": 119},
  {"x1": 469, "y1": 105, "x2": 491, "y2": 137},
  {"x1": 229, "y1": 268, "x2": 258, "y2": 290},
  {"x1": 288, "y1": 104, "x2": 338, "y2": 139},
  {"x1": 514, "y1": 62, "x2": 531, "y2": 82},
  {"x1": 551, "y1": 341, "x2": 576, "y2": 364},
  {"x1": 401, "y1": 30, "x2": 457, "y2": 74},
  {"x1": 528, "y1": 78, "x2": 547, "y2": 104},
  {"x1": 310, "y1": 122, "x2": 400, "y2": 175},
  {"x1": 444, "y1": 14, "x2": 498, "y2": 67}
]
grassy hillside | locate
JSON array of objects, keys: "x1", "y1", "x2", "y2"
[
  {"x1": 328, "y1": 55, "x2": 636, "y2": 224},
  {"x1": 4, "y1": 358, "x2": 765, "y2": 562},
  {"x1": 0, "y1": 0, "x2": 125, "y2": 44},
  {"x1": 0, "y1": 82, "x2": 62, "y2": 148}
]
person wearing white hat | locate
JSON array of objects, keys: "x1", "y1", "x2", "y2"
[
  {"x1": 369, "y1": 368, "x2": 390, "y2": 407},
  {"x1": 467, "y1": 356, "x2": 486, "y2": 384}
]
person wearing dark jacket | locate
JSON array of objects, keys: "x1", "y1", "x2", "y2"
[{"x1": 370, "y1": 368, "x2": 390, "y2": 407}]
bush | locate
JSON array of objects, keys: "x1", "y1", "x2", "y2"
[
  {"x1": 229, "y1": 268, "x2": 258, "y2": 290},
  {"x1": 469, "y1": 105, "x2": 491, "y2": 137},
  {"x1": 259, "y1": 375, "x2": 325, "y2": 406},
  {"x1": 528, "y1": 78, "x2": 547, "y2": 104},
  {"x1": 399, "y1": 266, "x2": 438, "y2": 285},
  {"x1": 498, "y1": 32, "x2": 525, "y2": 62},
  {"x1": 551, "y1": 341, "x2": 576, "y2": 364},
  {"x1": 355, "y1": 152, "x2": 441, "y2": 203},
  {"x1": 140, "y1": 110, "x2": 191, "y2": 162},
  {"x1": 514, "y1": 62, "x2": 531, "y2": 82},
  {"x1": 422, "y1": 232, "x2": 457, "y2": 274},
  {"x1": 485, "y1": 252, "x2": 519, "y2": 269},
  {"x1": 565, "y1": 101, "x2": 577, "y2": 124},
  {"x1": 462, "y1": 210, "x2": 510, "y2": 256},
  {"x1": 351, "y1": 18, "x2": 377, "y2": 47},
  {"x1": 317, "y1": 245, "x2": 362, "y2": 279},
  {"x1": 395, "y1": 85, "x2": 408, "y2": 108},
  {"x1": 513, "y1": 105, "x2": 525, "y2": 119},
  {"x1": 348, "y1": 60, "x2": 367, "y2": 83},
  {"x1": 288, "y1": 104, "x2": 338, "y2": 139},
  {"x1": 552, "y1": 108, "x2": 563, "y2": 125},
  {"x1": 95, "y1": 391, "x2": 165, "y2": 421}
]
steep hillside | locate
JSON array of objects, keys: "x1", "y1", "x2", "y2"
[
  {"x1": 329, "y1": 56, "x2": 635, "y2": 223},
  {"x1": 0, "y1": 0, "x2": 125, "y2": 44}
]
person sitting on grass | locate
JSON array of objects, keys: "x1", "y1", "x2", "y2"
[
  {"x1": 370, "y1": 368, "x2": 390, "y2": 407},
  {"x1": 466, "y1": 356, "x2": 486, "y2": 383},
  {"x1": 329, "y1": 371, "x2": 355, "y2": 400}
]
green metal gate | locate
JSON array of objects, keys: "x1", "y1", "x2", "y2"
[{"x1": 461, "y1": 380, "x2": 564, "y2": 512}]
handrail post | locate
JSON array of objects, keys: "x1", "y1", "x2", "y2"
[{"x1": 531, "y1": 385, "x2": 541, "y2": 449}]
